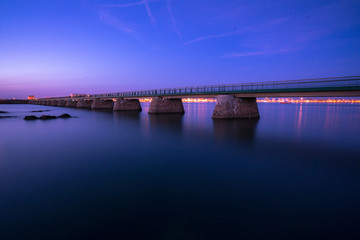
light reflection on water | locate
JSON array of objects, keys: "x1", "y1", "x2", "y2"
[{"x1": 0, "y1": 103, "x2": 360, "y2": 240}]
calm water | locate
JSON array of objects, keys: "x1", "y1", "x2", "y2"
[{"x1": 1, "y1": 103, "x2": 360, "y2": 240}]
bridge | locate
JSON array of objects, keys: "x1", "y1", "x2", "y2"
[{"x1": 29, "y1": 76, "x2": 360, "y2": 119}]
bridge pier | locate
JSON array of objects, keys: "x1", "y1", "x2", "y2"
[
  {"x1": 51, "y1": 100, "x2": 59, "y2": 106},
  {"x1": 77, "y1": 100, "x2": 93, "y2": 108},
  {"x1": 212, "y1": 95, "x2": 260, "y2": 119},
  {"x1": 66, "y1": 100, "x2": 78, "y2": 108},
  {"x1": 148, "y1": 97, "x2": 184, "y2": 114},
  {"x1": 114, "y1": 98, "x2": 142, "y2": 111},
  {"x1": 91, "y1": 99, "x2": 114, "y2": 109},
  {"x1": 58, "y1": 100, "x2": 67, "y2": 107}
]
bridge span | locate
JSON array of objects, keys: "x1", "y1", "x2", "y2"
[{"x1": 30, "y1": 76, "x2": 360, "y2": 119}]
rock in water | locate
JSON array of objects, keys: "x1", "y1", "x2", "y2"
[
  {"x1": 58, "y1": 113, "x2": 71, "y2": 118},
  {"x1": 24, "y1": 115, "x2": 38, "y2": 120},
  {"x1": 0, "y1": 111, "x2": 9, "y2": 113},
  {"x1": 39, "y1": 115, "x2": 57, "y2": 120},
  {"x1": 30, "y1": 110, "x2": 50, "y2": 112}
]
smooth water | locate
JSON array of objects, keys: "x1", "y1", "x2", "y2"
[{"x1": 1, "y1": 103, "x2": 360, "y2": 240}]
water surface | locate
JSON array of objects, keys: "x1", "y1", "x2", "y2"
[{"x1": 0, "y1": 103, "x2": 359, "y2": 239}]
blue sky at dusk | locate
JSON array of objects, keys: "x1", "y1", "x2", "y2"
[{"x1": 0, "y1": 0, "x2": 359, "y2": 98}]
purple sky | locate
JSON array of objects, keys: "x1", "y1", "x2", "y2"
[{"x1": 0, "y1": 0, "x2": 359, "y2": 98}]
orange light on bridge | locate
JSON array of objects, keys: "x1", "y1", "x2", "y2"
[
  {"x1": 257, "y1": 98, "x2": 360, "y2": 104},
  {"x1": 138, "y1": 97, "x2": 359, "y2": 104}
]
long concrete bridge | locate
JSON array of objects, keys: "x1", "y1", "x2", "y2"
[{"x1": 29, "y1": 76, "x2": 360, "y2": 119}]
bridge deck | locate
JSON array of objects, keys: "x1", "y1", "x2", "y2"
[{"x1": 41, "y1": 76, "x2": 360, "y2": 100}]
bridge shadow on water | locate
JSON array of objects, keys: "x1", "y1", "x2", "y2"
[
  {"x1": 148, "y1": 114, "x2": 184, "y2": 133},
  {"x1": 113, "y1": 111, "x2": 142, "y2": 121},
  {"x1": 112, "y1": 111, "x2": 142, "y2": 131},
  {"x1": 212, "y1": 118, "x2": 259, "y2": 145}
]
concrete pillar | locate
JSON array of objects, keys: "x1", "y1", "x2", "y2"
[
  {"x1": 114, "y1": 98, "x2": 142, "y2": 111},
  {"x1": 58, "y1": 100, "x2": 67, "y2": 107},
  {"x1": 77, "y1": 100, "x2": 93, "y2": 108},
  {"x1": 44, "y1": 100, "x2": 51, "y2": 106},
  {"x1": 51, "y1": 100, "x2": 59, "y2": 106},
  {"x1": 66, "y1": 100, "x2": 78, "y2": 108},
  {"x1": 148, "y1": 97, "x2": 184, "y2": 114},
  {"x1": 91, "y1": 99, "x2": 114, "y2": 109},
  {"x1": 212, "y1": 95, "x2": 260, "y2": 119}
]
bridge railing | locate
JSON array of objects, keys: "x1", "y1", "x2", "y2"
[{"x1": 89, "y1": 76, "x2": 360, "y2": 98}]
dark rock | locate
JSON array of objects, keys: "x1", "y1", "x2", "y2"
[
  {"x1": 24, "y1": 115, "x2": 38, "y2": 120},
  {"x1": 0, "y1": 111, "x2": 8, "y2": 113},
  {"x1": 31, "y1": 110, "x2": 50, "y2": 112},
  {"x1": 58, "y1": 113, "x2": 72, "y2": 118},
  {"x1": 39, "y1": 115, "x2": 57, "y2": 120}
]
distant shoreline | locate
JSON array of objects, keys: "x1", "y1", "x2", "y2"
[{"x1": 0, "y1": 99, "x2": 28, "y2": 104}]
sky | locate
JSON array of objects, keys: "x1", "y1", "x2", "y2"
[{"x1": 0, "y1": 0, "x2": 359, "y2": 98}]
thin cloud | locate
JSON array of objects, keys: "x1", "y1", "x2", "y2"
[
  {"x1": 167, "y1": 0, "x2": 182, "y2": 38},
  {"x1": 101, "y1": 2, "x2": 143, "y2": 8},
  {"x1": 101, "y1": 0, "x2": 159, "y2": 29},
  {"x1": 223, "y1": 47, "x2": 297, "y2": 58},
  {"x1": 143, "y1": 0, "x2": 156, "y2": 28},
  {"x1": 97, "y1": 9, "x2": 138, "y2": 37},
  {"x1": 184, "y1": 17, "x2": 288, "y2": 45},
  {"x1": 184, "y1": 30, "x2": 241, "y2": 45}
]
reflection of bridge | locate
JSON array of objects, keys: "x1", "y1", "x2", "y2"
[{"x1": 30, "y1": 76, "x2": 360, "y2": 119}]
